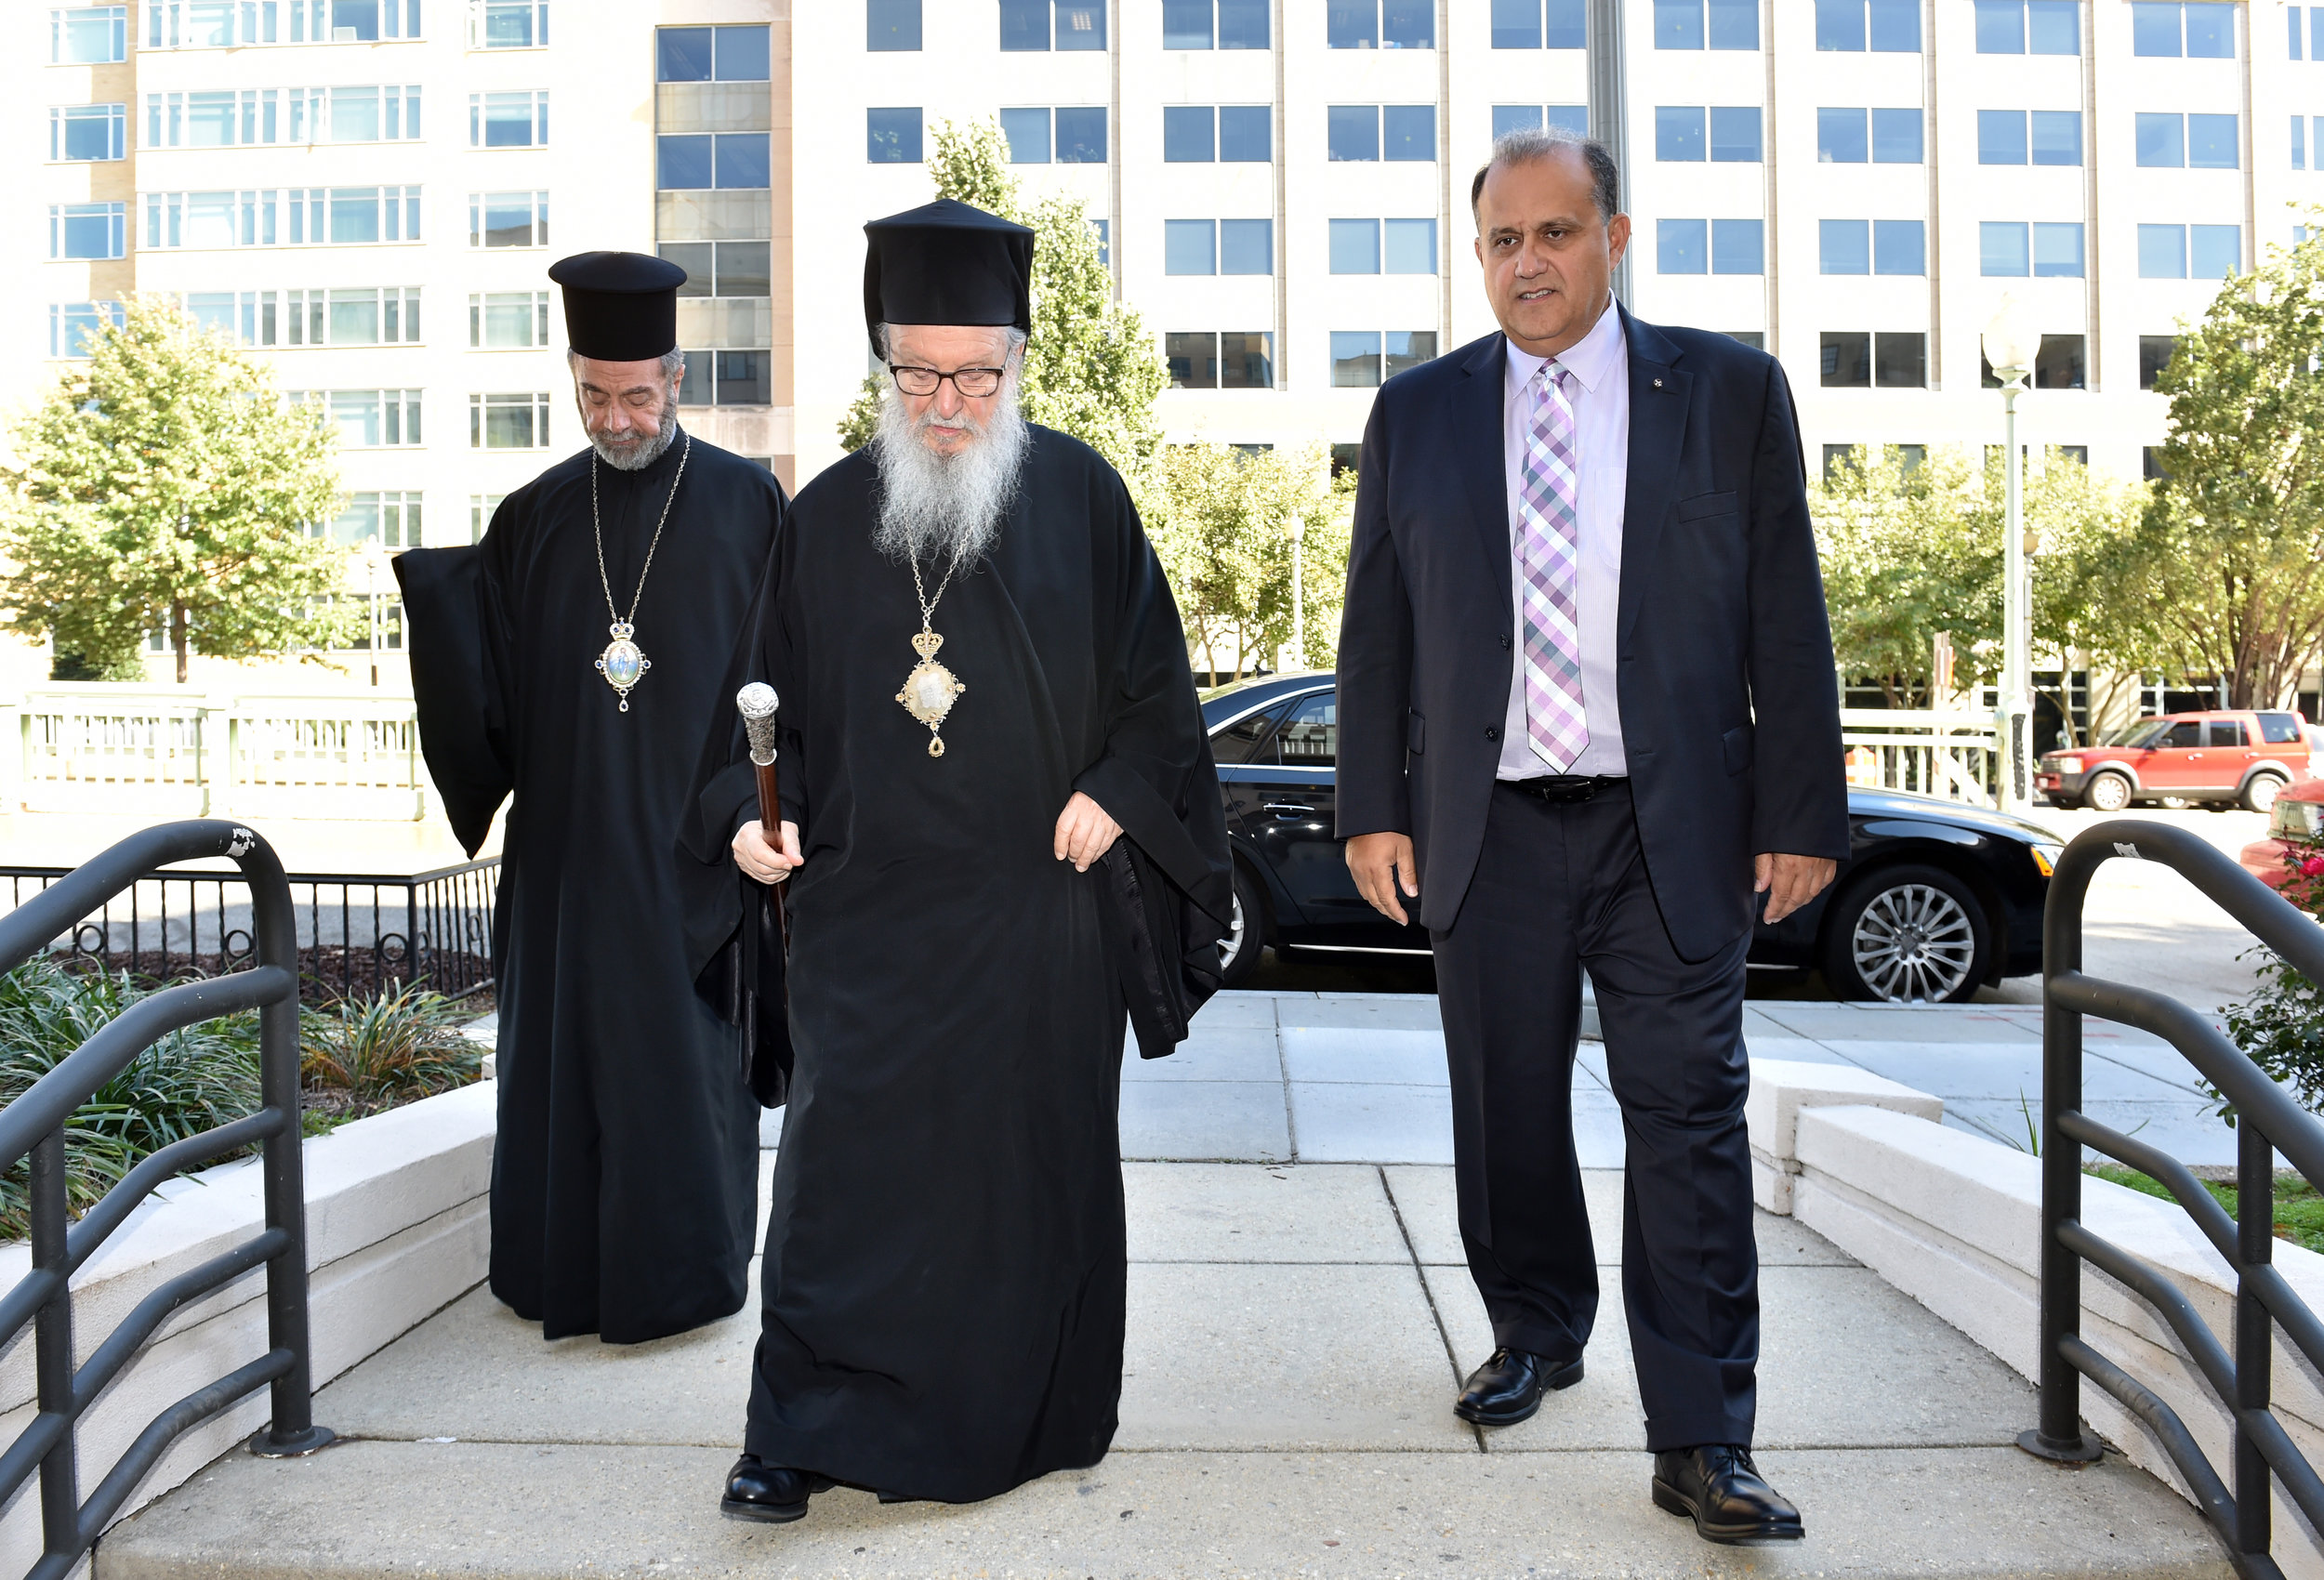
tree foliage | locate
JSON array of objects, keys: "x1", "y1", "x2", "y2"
[
  {"x1": 1153, "y1": 444, "x2": 1347, "y2": 680},
  {"x1": 839, "y1": 117, "x2": 1169, "y2": 508},
  {"x1": 0, "y1": 297, "x2": 350, "y2": 682},
  {"x1": 2134, "y1": 221, "x2": 2324, "y2": 709}
]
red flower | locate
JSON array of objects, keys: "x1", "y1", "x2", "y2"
[{"x1": 2299, "y1": 855, "x2": 2324, "y2": 877}]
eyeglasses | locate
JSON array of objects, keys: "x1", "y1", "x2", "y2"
[{"x1": 888, "y1": 363, "x2": 1006, "y2": 398}]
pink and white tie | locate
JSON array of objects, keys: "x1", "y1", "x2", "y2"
[{"x1": 1516, "y1": 362, "x2": 1589, "y2": 772}]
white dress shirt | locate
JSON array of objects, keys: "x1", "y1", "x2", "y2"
[{"x1": 1497, "y1": 302, "x2": 1631, "y2": 781}]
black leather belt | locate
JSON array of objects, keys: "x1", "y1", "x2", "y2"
[{"x1": 1499, "y1": 774, "x2": 1629, "y2": 804}]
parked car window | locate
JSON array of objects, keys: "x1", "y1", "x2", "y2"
[
  {"x1": 2159, "y1": 721, "x2": 2202, "y2": 747},
  {"x1": 1277, "y1": 691, "x2": 1338, "y2": 768},
  {"x1": 2208, "y1": 719, "x2": 2248, "y2": 747},
  {"x1": 1213, "y1": 701, "x2": 1288, "y2": 765},
  {"x1": 2259, "y1": 712, "x2": 2304, "y2": 744}
]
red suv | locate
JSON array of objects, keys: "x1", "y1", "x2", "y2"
[{"x1": 2038, "y1": 710, "x2": 2311, "y2": 812}]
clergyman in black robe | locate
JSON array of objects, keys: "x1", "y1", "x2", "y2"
[
  {"x1": 685, "y1": 201, "x2": 1231, "y2": 1518},
  {"x1": 395, "y1": 251, "x2": 786, "y2": 1342}
]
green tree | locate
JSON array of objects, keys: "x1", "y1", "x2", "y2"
[
  {"x1": 2135, "y1": 220, "x2": 2324, "y2": 708},
  {"x1": 1, "y1": 298, "x2": 350, "y2": 683},
  {"x1": 839, "y1": 117, "x2": 1169, "y2": 507},
  {"x1": 1153, "y1": 443, "x2": 1344, "y2": 680}
]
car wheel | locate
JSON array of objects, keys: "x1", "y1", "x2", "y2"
[
  {"x1": 1217, "y1": 863, "x2": 1266, "y2": 989},
  {"x1": 1819, "y1": 863, "x2": 1991, "y2": 1006},
  {"x1": 2084, "y1": 771, "x2": 2133, "y2": 813},
  {"x1": 2242, "y1": 772, "x2": 2288, "y2": 813}
]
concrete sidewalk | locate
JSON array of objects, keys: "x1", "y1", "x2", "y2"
[{"x1": 100, "y1": 993, "x2": 2236, "y2": 1578}]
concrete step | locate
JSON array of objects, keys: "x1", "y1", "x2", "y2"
[{"x1": 98, "y1": 1442, "x2": 2229, "y2": 1580}]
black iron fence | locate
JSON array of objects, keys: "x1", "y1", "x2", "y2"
[
  {"x1": 0, "y1": 854, "x2": 497, "y2": 1003},
  {"x1": 0, "y1": 821, "x2": 333, "y2": 1580},
  {"x1": 2028, "y1": 819, "x2": 2324, "y2": 1580}
]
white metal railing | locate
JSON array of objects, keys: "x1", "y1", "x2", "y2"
[
  {"x1": 1841, "y1": 708, "x2": 2000, "y2": 807},
  {"x1": 8, "y1": 686, "x2": 428, "y2": 821}
]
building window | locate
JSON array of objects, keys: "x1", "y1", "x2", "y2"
[
  {"x1": 1002, "y1": 107, "x2": 1105, "y2": 165},
  {"x1": 1386, "y1": 217, "x2": 1436, "y2": 273},
  {"x1": 1710, "y1": 107, "x2": 1763, "y2": 161},
  {"x1": 1165, "y1": 105, "x2": 1216, "y2": 161},
  {"x1": 1328, "y1": 1, "x2": 1433, "y2": 48},
  {"x1": 2132, "y1": 2, "x2": 2236, "y2": 58},
  {"x1": 867, "y1": 108, "x2": 922, "y2": 163},
  {"x1": 151, "y1": 0, "x2": 422, "y2": 46},
  {"x1": 1725, "y1": 331, "x2": 1765, "y2": 349},
  {"x1": 49, "y1": 105, "x2": 126, "y2": 163},
  {"x1": 1385, "y1": 332, "x2": 1437, "y2": 379},
  {"x1": 2138, "y1": 222, "x2": 2239, "y2": 277},
  {"x1": 1328, "y1": 106, "x2": 1378, "y2": 161},
  {"x1": 296, "y1": 388, "x2": 424, "y2": 448},
  {"x1": 1221, "y1": 218, "x2": 1272, "y2": 273},
  {"x1": 1327, "y1": 105, "x2": 1433, "y2": 161},
  {"x1": 186, "y1": 291, "x2": 270, "y2": 345},
  {"x1": 327, "y1": 492, "x2": 423, "y2": 547},
  {"x1": 1494, "y1": 0, "x2": 1588, "y2": 47},
  {"x1": 1979, "y1": 110, "x2": 2082, "y2": 165},
  {"x1": 1331, "y1": 331, "x2": 1382, "y2": 385},
  {"x1": 1165, "y1": 0, "x2": 1268, "y2": 46},
  {"x1": 52, "y1": 7, "x2": 127, "y2": 61},
  {"x1": 469, "y1": 391, "x2": 549, "y2": 448},
  {"x1": 662, "y1": 241, "x2": 769, "y2": 297},
  {"x1": 659, "y1": 131, "x2": 771, "y2": 188},
  {"x1": 1091, "y1": 217, "x2": 1109, "y2": 268},
  {"x1": 868, "y1": 0, "x2": 919, "y2": 49},
  {"x1": 1712, "y1": 218, "x2": 1765, "y2": 273},
  {"x1": 469, "y1": 90, "x2": 548, "y2": 148},
  {"x1": 706, "y1": 350, "x2": 768, "y2": 405},
  {"x1": 1820, "y1": 333, "x2": 1870, "y2": 387},
  {"x1": 2137, "y1": 112, "x2": 2237, "y2": 167},
  {"x1": 1657, "y1": 107, "x2": 1705, "y2": 160},
  {"x1": 1658, "y1": 217, "x2": 1707, "y2": 273},
  {"x1": 1820, "y1": 219, "x2": 1870, "y2": 274},
  {"x1": 1165, "y1": 106, "x2": 1268, "y2": 162},
  {"x1": 1980, "y1": 221, "x2": 2029, "y2": 276},
  {"x1": 1820, "y1": 334, "x2": 1924, "y2": 388},
  {"x1": 2139, "y1": 336, "x2": 2178, "y2": 388},
  {"x1": 1329, "y1": 217, "x2": 1379, "y2": 273},
  {"x1": 469, "y1": 290, "x2": 549, "y2": 348},
  {"x1": 1656, "y1": 106, "x2": 1763, "y2": 163},
  {"x1": 298, "y1": 86, "x2": 424, "y2": 142},
  {"x1": 1974, "y1": 0, "x2": 2079, "y2": 53},
  {"x1": 1493, "y1": 104, "x2": 1591, "y2": 138},
  {"x1": 2296, "y1": 116, "x2": 2308, "y2": 170},
  {"x1": 2138, "y1": 223, "x2": 2188, "y2": 276},
  {"x1": 151, "y1": 86, "x2": 425, "y2": 146},
  {"x1": 1875, "y1": 332, "x2": 1927, "y2": 388},
  {"x1": 2035, "y1": 335, "x2": 2086, "y2": 389},
  {"x1": 1002, "y1": 1, "x2": 1106, "y2": 51},
  {"x1": 1816, "y1": 0, "x2": 1921, "y2": 52},
  {"x1": 1166, "y1": 332, "x2": 1218, "y2": 388},
  {"x1": 1219, "y1": 106, "x2": 1269, "y2": 161},
  {"x1": 282, "y1": 286, "x2": 422, "y2": 344},
  {"x1": 284, "y1": 186, "x2": 421, "y2": 244},
  {"x1": 50, "y1": 203, "x2": 126, "y2": 259},
  {"x1": 1652, "y1": 0, "x2": 1759, "y2": 47},
  {"x1": 1166, "y1": 219, "x2": 1217, "y2": 274},
  {"x1": 2033, "y1": 222, "x2": 2085, "y2": 277},
  {"x1": 469, "y1": 190, "x2": 548, "y2": 248},
  {"x1": 656, "y1": 24, "x2": 769, "y2": 81},
  {"x1": 1002, "y1": 108, "x2": 1051, "y2": 163},
  {"x1": 470, "y1": 0, "x2": 546, "y2": 47},
  {"x1": 48, "y1": 301, "x2": 124, "y2": 358},
  {"x1": 469, "y1": 494, "x2": 505, "y2": 542},
  {"x1": 1872, "y1": 219, "x2": 1924, "y2": 275}
]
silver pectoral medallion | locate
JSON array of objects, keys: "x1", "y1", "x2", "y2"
[
  {"x1": 595, "y1": 621, "x2": 651, "y2": 712},
  {"x1": 895, "y1": 629, "x2": 966, "y2": 757}
]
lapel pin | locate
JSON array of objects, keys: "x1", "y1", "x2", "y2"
[{"x1": 1653, "y1": 377, "x2": 1664, "y2": 388}]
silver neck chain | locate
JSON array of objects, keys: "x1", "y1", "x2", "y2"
[{"x1": 590, "y1": 431, "x2": 692, "y2": 629}]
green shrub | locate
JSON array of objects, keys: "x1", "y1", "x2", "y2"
[
  {"x1": 2216, "y1": 830, "x2": 2324, "y2": 1126},
  {"x1": 299, "y1": 981, "x2": 481, "y2": 1109}
]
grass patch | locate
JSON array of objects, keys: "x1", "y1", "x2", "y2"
[{"x1": 2087, "y1": 1164, "x2": 2324, "y2": 1255}]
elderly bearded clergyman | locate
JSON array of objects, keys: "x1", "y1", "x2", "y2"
[{"x1": 684, "y1": 200, "x2": 1230, "y2": 1520}]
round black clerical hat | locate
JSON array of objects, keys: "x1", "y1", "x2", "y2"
[
  {"x1": 863, "y1": 199, "x2": 1035, "y2": 339},
  {"x1": 548, "y1": 250, "x2": 687, "y2": 362}
]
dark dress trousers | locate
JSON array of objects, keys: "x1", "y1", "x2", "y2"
[{"x1": 1336, "y1": 308, "x2": 1848, "y2": 1451}]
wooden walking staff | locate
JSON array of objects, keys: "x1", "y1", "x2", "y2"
[{"x1": 735, "y1": 682, "x2": 787, "y2": 945}]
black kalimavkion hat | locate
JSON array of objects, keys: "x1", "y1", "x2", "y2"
[
  {"x1": 862, "y1": 199, "x2": 1035, "y2": 340},
  {"x1": 548, "y1": 250, "x2": 687, "y2": 361}
]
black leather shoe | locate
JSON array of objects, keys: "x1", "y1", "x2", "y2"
[
  {"x1": 1452, "y1": 1348, "x2": 1584, "y2": 1426},
  {"x1": 1651, "y1": 1444, "x2": 1804, "y2": 1543},
  {"x1": 720, "y1": 1453, "x2": 833, "y2": 1523}
]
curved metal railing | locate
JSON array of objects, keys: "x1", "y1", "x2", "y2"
[
  {"x1": 0, "y1": 821, "x2": 331, "y2": 1580},
  {"x1": 2029, "y1": 819, "x2": 2324, "y2": 1580}
]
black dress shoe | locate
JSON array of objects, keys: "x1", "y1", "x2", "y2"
[
  {"x1": 1651, "y1": 1444, "x2": 1804, "y2": 1543},
  {"x1": 720, "y1": 1453, "x2": 834, "y2": 1523},
  {"x1": 1452, "y1": 1348, "x2": 1584, "y2": 1426}
]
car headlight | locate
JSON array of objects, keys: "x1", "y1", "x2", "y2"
[
  {"x1": 2052, "y1": 757, "x2": 2083, "y2": 774},
  {"x1": 2030, "y1": 842, "x2": 2063, "y2": 878}
]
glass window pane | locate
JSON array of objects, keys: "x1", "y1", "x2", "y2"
[
  {"x1": 1220, "y1": 331, "x2": 1273, "y2": 388},
  {"x1": 2027, "y1": 0, "x2": 2078, "y2": 52},
  {"x1": 1384, "y1": 331, "x2": 1436, "y2": 379},
  {"x1": 1329, "y1": 217, "x2": 1380, "y2": 272},
  {"x1": 333, "y1": 86, "x2": 381, "y2": 142},
  {"x1": 1545, "y1": 0, "x2": 1586, "y2": 46},
  {"x1": 59, "y1": 8, "x2": 125, "y2": 62},
  {"x1": 717, "y1": 242, "x2": 771, "y2": 296},
  {"x1": 1000, "y1": 107, "x2": 1051, "y2": 163},
  {"x1": 1816, "y1": 0, "x2": 1864, "y2": 50},
  {"x1": 1165, "y1": 105, "x2": 1216, "y2": 161},
  {"x1": 1708, "y1": 0, "x2": 1757, "y2": 46},
  {"x1": 1218, "y1": 105, "x2": 1269, "y2": 160},
  {"x1": 1327, "y1": 1, "x2": 1375, "y2": 46},
  {"x1": 482, "y1": 91, "x2": 536, "y2": 147},
  {"x1": 1710, "y1": 106, "x2": 1762, "y2": 161},
  {"x1": 2185, "y1": 2, "x2": 2232, "y2": 55},
  {"x1": 482, "y1": 292, "x2": 534, "y2": 345},
  {"x1": 1492, "y1": 104, "x2": 1544, "y2": 138},
  {"x1": 2136, "y1": 112, "x2": 2185, "y2": 167},
  {"x1": 1819, "y1": 218, "x2": 1869, "y2": 273},
  {"x1": 1974, "y1": 0, "x2": 2024, "y2": 52},
  {"x1": 2190, "y1": 224, "x2": 2240, "y2": 277},
  {"x1": 1218, "y1": 0, "x2": 1268, "y2": 46},
  {"x1": 1711, "y1": 217, "x2": 1763, "y2": 273},
  {"x1": 1872, "y1": 218, "x2": 1924, "y2": 274},
  {"x1": 329, "y1": 288, "x2": 380, "y2": 343},
  {"x1": 2187, "y1": 112, "x2": 2238, "y2": 168},
  {"x1": 1655, "y1": 0, "x2": 1704, "y2": 47},
  {"x1": 2032, "y1": 221, "x2": 2084, "y2": 276},
  {"x1": 1380, "y1": 1, "x2": 1431, "y2": 46},
  {"x1": 1820, "y1": 332, "x2": 1871, "y2": 387},
  {"x1": 1493, "y1": 0, "x2": 1541, "y2": 46},
  {"x1": 1657, "y1": 105, "x2": 1707, "y2": 160},
  {"x1": 1166, "y1": 331, "x2": 1219, "y2": 388},
  {"x1": 2137, "y1": 222, "x2": 2187, "y2": 277},
  {"x1": 717, "y1": 133, "x2": 771, "y2": 187},
  {"x1": 1817, "y1": 107, "x2": 1868, "y2": 163},
  {"x1": 714, "y1": 24, "x2": 771, "y2": 78},
  {"x1": 1874, "y1": 332, "x2": 1926, "y2": 388},
  {"x1": 1384, "y1": 217, "x2": 1435, "y2": 272},
  {"x1": 1331, "y1": 331, "x2": 1382, "y2": 387},
  {"x1": 1658, "y1": 217, "x2": 1708, "y2": 272},
  {"x1": 868, "y1": 0, "x2": 921, "y2": 49},
  {"x1": 483, "y1": 192, "x2": 537, "y2": 246},
  {"x1": 1868, "y1": 0, "x2": 1919, "y2": 48},
  {"x1": 659, "y1": 133, "x2": 713, "y2": 187},
  {"x1": 2139, "y1": 335, "x2": 2178, "y2": 388},
  {"x1": 715, "y1": 349, "x2": 768, "y2": 403},
  {"x1": 331, "y1": 188, "x2": 381, "y2": 244},
  {"x1": 1055, "y1": 2, "x2": 1106, "y2": 49},
  {"x1": 1871, "y1": 107, "x2": 1922, "y2": 162},
  {"x1": 657, "y1": 26, "x2": 713, "y2": 80},
  {"x1": 2029, "y1": 111, "x2": 2081, "y2": 165},
  {"x1": 187, "y1": 292, "x2": 237, "y2": 337},
  {"x1": 1327, "y1": 105, "x2": 1379, "y2": 160},
  {"x1": 1979, "y1": 220, "x2": 2029, "y2": 275},
  {"x1": 1220, "y1": 217, "x2": 1272, "y2": 273},
  {"x1": 1055, "y1": 107, "x2": 1107, "y2": 162},
  {"x1": 2131, "y1": 3, "x2": 2180, "y2": 55},
  {"x1": 1978, "y1": 109, "x2": 2027, "y2": 164},
  {"x1": 1546, "y1": 104, "x2": 1590, "y2": 134},
  {"x1": 329, "y1": 0, "x2": 378, "y2": 40},
  {"x1": 1164, "y1": 218, "x2": 1216, "y2": 274},
  {"x1": 181, "y1": 93, "x2": 233, "y2": 148},
  {"x1": 999, "y1": 0, "x2": 1048, "y2": 48},
  {"x1": 867, "y1": 107, "x2": 921, "y2": 162},
  {"x1": 1382, "y1": 104, "x2": 1434, "y2": 160},
  {"x1": 1163, "y1": 0, "x2": 1212, "y2": 47},
  {"x1": 2035, "y1": 335, "x2": 2085, "y2": 389}
]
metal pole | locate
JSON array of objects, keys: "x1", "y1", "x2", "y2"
[
  {"x1": 1289, "y1": 513, "x2": 1306, "y2": 668},
  {"x1": 1587, "y1": 0, "x2": 1630, "y2": 306},
  {"x1": 30, "y1": 1128, "x2": 79, "y2": 1558},
  {"x1": 2000, "y1": 378, "x2": 2032, "y2": 813},
  {"x1": 2236, "y1": 1117, "x2": 2273, "y2": 1555}
]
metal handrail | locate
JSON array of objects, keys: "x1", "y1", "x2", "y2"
[
  {"x1": 0, "y1": 821, "x2": 334, "y2": 1580},
  {"x1": 2027, "y1": 818, "x2": 2324, "y2": 1580}
]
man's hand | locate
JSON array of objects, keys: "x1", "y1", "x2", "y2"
[
  {"x1": 1347, "y1": 832, "x2": 1419, "y2": 927},
  {"x1": 733, "y1": 819, "x2": 802, "y2": 885},
  {"x1": 1756, "y1": 852, "x2": 1837, "y2": 925},
  {"x1": 1054, "y1": 791, "x2": 1122, "y2": 872}
]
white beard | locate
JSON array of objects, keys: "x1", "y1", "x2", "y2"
[{"x1": 869, "y1": 380, "x2": 1030, "y2": 569}]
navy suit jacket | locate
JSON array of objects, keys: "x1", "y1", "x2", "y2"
[{"x1": 1334, "y1": 307, "x2": 1849, "y2": 962}]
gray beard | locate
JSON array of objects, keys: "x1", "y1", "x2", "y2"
[
  {"x1": 588, "y1": 402, "x2": 680, "y2": 471},
  {"x1": 869, "y1": 384, "x2": 1030, "y2": 570}
]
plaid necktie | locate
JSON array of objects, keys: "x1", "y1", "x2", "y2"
[{"x1": 1516, "y1": 361, "x2": 1589, "y2": 772}]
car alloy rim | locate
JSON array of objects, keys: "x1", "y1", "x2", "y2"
[
  {"x1": 1219, "y1": 889, "x2": 1246, "y2": 969},
  {"x1": 2251, "y1": 778, "x2": 2282, "y2": 810},
  {"x1": 1852, "y1": 883, "x2": 1976, "y2": 1004},
  {"x1": 2091, "y1": 776, "x2": 2129, "y2": 810}
]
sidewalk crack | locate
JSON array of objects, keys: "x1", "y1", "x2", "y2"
[{"x1": 1378, "y1": 1164, "x2": 1484, "y2": 1452}]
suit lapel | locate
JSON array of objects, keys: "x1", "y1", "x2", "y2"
[
  {"x1": 1456, "y1": 335, "x2": 1513, "y2": 612},
  {"x1": 1618, "y1": 306, "x2": 1692, "y2": 650}
]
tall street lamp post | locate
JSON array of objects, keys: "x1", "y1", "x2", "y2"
[
  {"x1": 1287, "y1": 510, "x2": 1306, "y2": 671},
  {"x1": 1982, "y1": 298, "x2": 2041, "y2": 815},
  {"x1": 363, "y1": 538, "x2": 390, "y2": 689}
]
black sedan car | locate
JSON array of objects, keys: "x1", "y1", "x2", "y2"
[{"x1": 1202, "y1": 674, "x2": 2062, "y2": 1004}]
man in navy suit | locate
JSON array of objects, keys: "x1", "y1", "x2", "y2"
[{"x1": 1336, "y1": 126, "x2": 1847, "y2": 1543}]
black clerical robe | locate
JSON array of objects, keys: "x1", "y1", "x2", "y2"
[
  {"x1": 396, "y1": 428, "x2": 785, "y2": 1343},
  {"x1": 681, "y1": 427, "x2": 1229, "y2": 1503}
]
